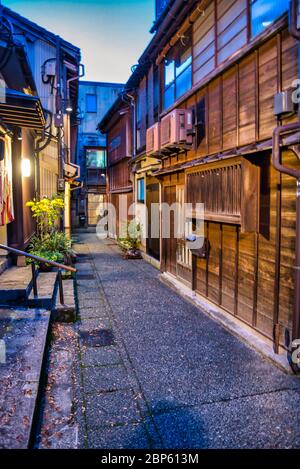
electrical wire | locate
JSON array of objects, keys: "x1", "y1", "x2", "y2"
[{"x1": 41, "y1": 58, "x2": 57, "y2": 94}]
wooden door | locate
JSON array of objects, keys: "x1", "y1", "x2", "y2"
[
  {"x1": 164, "y1": 185, "x2": 177, "y2": 275},
  {"x1": 146, "y1": 183, "x2": 160, "y2": 260}
]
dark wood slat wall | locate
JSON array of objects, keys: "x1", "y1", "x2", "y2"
[
  {"x1": 107, "y1": 113, "x2": 132, "y2": 165},
  {"x1": 108, "y1": 1, "x2": 300, "y2": 345},
  {"x1": 146, "y1": 182, "x2": 160, "y2": 260},
  {"x1": 109, "y1": 192, "x2": 133, "y2": 239},
  {"x1": 136, "y1": 5, "x2": 298, "y2": 164},
  {"x1": 158, "y1": 27, "x2": 299, "y2": 166},
  {"x1": 216, "y1": 0, "x2": 248, "y2": 65},
  {"x1": 178, "y1": 151, "x2": 300, "y2": 346},
  {"x1": 163, "y1": 185, "x2": 177, "y2": 275},
  {"x1": 109, "y1": 159, "x2": 131, "y2": 192},
  {"x1": 279, "y1": 151, "x2": 300, "y2": 339},
  {"x1": 222, "y1": 67, "x2": 237, "y2": 149},
  {"x1": 258, "y1": 36, "x2": 278, "y2": 141},
  {"x1": 137, "y1": 76, "x2": 148, "y2": 151},
  {"x1": 147, "y1": 66, "x2": 154, "y2": 129},
  {"x1": 159, "y1": 23, "x2": 300, "y2": 345},
  {"x1": 107, "y1": 112, "x2": 132, "y2": 195}
]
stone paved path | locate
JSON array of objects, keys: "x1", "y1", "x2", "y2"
[{"x1": 74, "y1": 232, "x2": 300, "y2": 449}]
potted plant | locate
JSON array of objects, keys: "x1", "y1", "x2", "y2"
[
  {"x1": 118, "y1": 221, "x2": 143, "y2": 259},
  {"x1": 26, "y1": 194, "x2": 65, "y2": 239},
  {"x1": 28, "y1": 249, "x2": 64, "y2": 272},
  {"x1": 39, "y1": 231, "x2": 76, "y2": 265},
  {"x1": 26, "y1": 195, "x2": 75, "y2": 271}
]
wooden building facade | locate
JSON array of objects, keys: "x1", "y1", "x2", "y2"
[
  {"x1": 0, "y1": 5, "x2": 81, "y2": 252},
  {"x1": 99, "y1": 98, "x2": 134, "y2": 238},
  {"x1": 99, "y1": 0, "x2": 300, "y2": 360}
]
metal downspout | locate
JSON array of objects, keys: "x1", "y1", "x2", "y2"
[
  {"x1": 290, "y1": 0, "x2": 300, "y2": 41},
  {"x1": 55, "y1": 36, "x2": 64, "y2": 184},
  {"x1": 272, "y1": 122, "x2": 300, "y2": 372},
  {"x1": 34, "y1": 110, "x2": 54, "y2": 197}
]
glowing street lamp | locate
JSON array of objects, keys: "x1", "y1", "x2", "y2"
[
  {"x1": 65, "y1": 100, "x2": 73, "y2": 113},
  {"x1": 21, "y1": 158, "x2": 31, "y2": 178}
]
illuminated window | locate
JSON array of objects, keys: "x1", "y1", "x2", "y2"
[
  {"x1": 163, "y1": 29, "x2": 192, "y2": 109},
  {"x1": 137, "y1": 178, "x2": 145, "y2": 203},
  {"x1": 86, "y1": 94, "x2": 97, "y2": 113},
  {"x1": 251, "y1": 0, "x2": 289, "y2": 37},
  {"x1": 86, "y1": 148, "x2": 106, "y2": 168}
]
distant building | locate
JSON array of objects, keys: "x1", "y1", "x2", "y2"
[{"x1": 74, "y1": 81, "x2": 123, "y2": 226}]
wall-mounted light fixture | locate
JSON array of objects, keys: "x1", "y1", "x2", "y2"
[
  {"x1": 65, "y1": 99, "x2": 73, "y2": 113},
  {"x1": 17, "y1": 129, "x2": 22, "y2": 141},
  {"x1": 21, "y1": 158, "x2": 31, "y2": 178}
]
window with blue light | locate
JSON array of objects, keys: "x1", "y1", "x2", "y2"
[
  {"x1": 163, "y1": 29, "x2": 192, "y2": 109},
  {"x1": 137, "y1": 178, "x2": 145, "y2": 203},
  {"x1": 86, "y1": 93, "x2": 97, "y2": 113},
  {"x1": 86, "y1": 148, "x2": 106, "y2": 168},
  {"x1": 251, "y1": 0, "x2": 289, "y2": 37}
]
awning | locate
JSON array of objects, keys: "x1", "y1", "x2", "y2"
[{"x1": 0, "y1": 89, "x2": 45, "y2": 130}]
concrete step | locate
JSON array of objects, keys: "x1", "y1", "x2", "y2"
[
  {"x1": 0, "y1": 266, "x2": 33, "y2": 303},
  {"x1": 0, "y1": 308, "x2": 51, "y2": 448},
  {"x1": 0, "y1": 257, "x2": 9, "y2": 276},
  {"x1": 27, "y1": 272, "x2": 58, "y2": 310},
  {"x1": 52, "y1": 278, "x2": 76, "y2": 323}
]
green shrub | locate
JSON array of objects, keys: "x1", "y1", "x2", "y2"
[
  {"x1": 27, "y1": 249, "x2": 64, "y2": 268},
  {"x1": 44, "y1": 232, "x2": 73, "y2": 256},
  {"x1": 29, "y1": 231, "x2": 74, "y2": 265},
  {"x1": 117, "y1": 221, "x2": 142, "y2": 251},
  {"x1": 26, "y1": 194, "x2": 64, "y2": 237}
]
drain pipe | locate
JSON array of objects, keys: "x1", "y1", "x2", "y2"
[
  {"x1": 66, "y1": 63, "x2": 85, "y2": 111},
  {"x1": 272, "y1": 121, "x2": 300, "y2": 372},
  {"x1": 55, "y1": 36, "x2": 64, "y2": 186},
  {"x1": 34, "y1": 110, "x2": 54, "y2": 194}
]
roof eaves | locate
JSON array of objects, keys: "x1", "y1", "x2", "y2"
[
  {"x1": 3, "y1": 6, "x2": 80, "y2": 57},
  {"x1": 149, "y1": 0, "x2": 177, "y2": 33},
  {"x1": 79, "y1": 81, "x2": 125, "y2": 88}
]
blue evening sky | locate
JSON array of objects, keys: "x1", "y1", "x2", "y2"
[{"x1": 3, "y1": 0, "x2": 154, "y2": 83}]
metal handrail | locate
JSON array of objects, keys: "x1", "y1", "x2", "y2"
[
  {"x1": 0, "y1": 243, "x2": 76, "y2": 305},
  {"x1": 0, "y1": 243, "x2": 76, "y2": 272}
]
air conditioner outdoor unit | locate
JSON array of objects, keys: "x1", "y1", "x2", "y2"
[
  {"x1": 160, "y1": 108, "x2": 193, "y2": 150},
  {"x1": 146, "y1": 122, "x2": 160, "y2": 156}
]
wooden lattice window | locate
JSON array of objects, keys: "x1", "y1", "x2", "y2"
[{"x1": 186, "y1": 157, "x2": 260, "y2": 232}]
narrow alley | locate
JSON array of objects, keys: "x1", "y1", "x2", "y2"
[
  {"x1": 73, "y1": 232, "x2": 300, "y2": 449},
  {"x1": 1, "y1": 0, "x2": 300, "y2": 457}
]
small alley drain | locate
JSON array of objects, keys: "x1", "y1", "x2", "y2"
[{"x1": 79, "y1": 329, "x2": 115, "y2": 347}]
